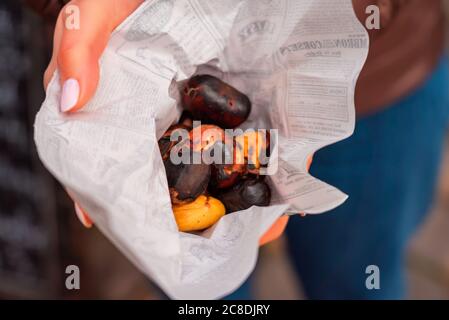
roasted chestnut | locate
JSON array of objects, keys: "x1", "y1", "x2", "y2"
[
  {"x1": 182, "y1": 75, "x2": 251, "y2": 128},
  {"x1": 216, "y1": 178, "x2": 271, "y2": 213},
  {"x1": 159, "y1": 75, "x2": 274, "y2": 232},
  {"x1": 211, "y1": 163, "x2": 245, "y2": 189},
  {"x1": 189, "y1": 124, "x2": 225, "y2": 153},
  {"x1": 159, "y1": 125, "x2": 210, "y2": 204},
  {"x1": 158, "y1": 124, "x2": 190, "y2": 160},
  {"x1": 164, "y1": 159, "x2": 211, "y2": 204},
  {"x1": 189, "y1": 125, "x2": 246, "y2": 188},
  {"x1": 179, "y1": 112, "x2": 194, "y2": 130},
  {"x1": 235, "y1": 130, "x2": 270, "y2": 174}
]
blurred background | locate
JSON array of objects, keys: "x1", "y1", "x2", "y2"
[{"x1": 0, "y1": 0, "x2": 448, "y2": 299}]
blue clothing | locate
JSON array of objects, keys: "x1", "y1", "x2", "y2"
[{"x1": 228, "y1": 56, "x2": 449, "y2": 300}]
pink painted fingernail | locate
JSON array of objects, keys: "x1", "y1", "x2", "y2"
[
  {"x1": 74, "y1": 203, "x2": 93, "y2": 228},
  {"x1": 60, "y1": 78, "x2": 79, "y2": 112}
]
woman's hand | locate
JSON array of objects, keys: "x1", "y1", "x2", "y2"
[
  {"x1": 44, "y1": 0, "x2": 143, "y2": 227},
  {"x1": 258, "y1": 155, "x2": 313, "y2": 246},
  {"x1": 46, "y1": 0, "x2": 311, "y2": 244},
  {"x1": 44, "y1": 0, "x2": 143, "y2": 112}
]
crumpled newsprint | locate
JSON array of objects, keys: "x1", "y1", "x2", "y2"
[{"x1": 34, "y1": 0, "x2": 368, "y2": 299}]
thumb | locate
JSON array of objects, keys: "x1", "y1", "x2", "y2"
[
  {"x1": 57, "y1": 0, "x2": 112, "y2": 113},
  {"x1": 74, "y1": 202, "x2": 93, "y2": 228},
  {"x1": 259, "y1": 216, "x2": 289, "y2": 246},
  {"x1": 58, "y1": 45, "x2": 101, "y2": 113},
  {"x1": 54, "y1": 0, "x2": 143, "y2": 113}
]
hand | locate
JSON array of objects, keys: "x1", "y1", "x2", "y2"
[
  {"x1": 259, "y1": 155, "x2": 313, "y2": 246},
  {"x1": 45, "y1": 0, "x2": 312, "y2": 237},
  {"x1": 44, "y1": 0, "x2": 143, "y2": 226},
  {"x1": 44, "y1": 0, "x2": 143, "y2": 112}
]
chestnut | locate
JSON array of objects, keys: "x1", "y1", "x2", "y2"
[
  {"x1": 164, "y1": 159, "x2": 211, "y2": 204},
  {"x1": 158, "y1": 124, "x2": 190, "y2": 160},
  {"x1": 189, "y1": 124, "x2": 226, "y2": 153},
  {"x1": 181, "y1": 75, "x2": 251, "y2": 128},
  {"x1": 211, "y1": 163, "x2": 245, "y2": 189},
  {"x1": 216, "y1": 178, "x2": 271, "y2": 213},
  {"x1": 160, "y1": 125, "x2": 211, "y2": 204},
  {"x1": 179, "y1": 112, "x2": 193, "y2": 130},
  {"x1": 235, "y1": 130, "x2": 271, "y2": 174},
  {"x1": 189, "y1": 126, "x2": 246, "y2": 188}
]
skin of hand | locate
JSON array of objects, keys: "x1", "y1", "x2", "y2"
[
  {"x1": 45, "y1": 0, "x2": 311, "y2": 246},
  {"x1": 43, "y1": 0, "x2": 144, "y2": 111},
  {"x1": 259, "y1": 155, "x2": 313, "y2": 246},
  {"x1": 43, "y1": 0, "x2": 144, "y2": 227}
]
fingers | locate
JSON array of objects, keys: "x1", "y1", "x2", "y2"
[
  {"x1": 57, "y1": 0, "x2": 110, "y2": 112},
  {"x1": 45, "y1": 0, "x2": 143, "y2": 112},
  {"x1": 56, "y1": 0, "x2": 111, "y2": 112},
  {"x1": 259, "y1": 154, "x2": 313, "y2": 246},
  {"x1": 65, "y1": 188, "x2": 93, "y2": 228},
  {"x1": 259, "y1": 216, "x2": 289, "y2": 246},
  {"x1": 46, "y1": 0, "x2": 145, "y2": 227},
  {"x1": 74, "y1": 202, "x2": 93, "y2": 228},
  {"x1": 306, "y1": 154, "x2": 313, "y2": 171}
]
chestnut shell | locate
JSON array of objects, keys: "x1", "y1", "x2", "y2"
[
  {"x1": 164, "y1": 159, "x2": 211, "y2": 204},
  {"x1": 158, "y1": 124, "x2": 189, "y2": 160},
  {"x1": 216, "y1": 178, "x2": 271, "y2": 213},
  {"x1": 182, "y1": 75, "x2": 251, "y2": 128},
  {"x1": 160, "y1": 124, "x2": 211, "y2": 204},
  {"x1": 210, "y1": 163, "x2": 245, "y2": 189}
]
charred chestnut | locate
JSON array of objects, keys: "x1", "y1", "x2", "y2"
[
  {"x1": 158, "y1": 124, "x2": 190, "y2": 160},
  {"x1": 182, "y1": 75, "x2": 251, "y2": 128},
  {"x1": 235, "y1": 130, "x2": 271, "y2": 174},
  {"x1": 216, "y1": 178, "x2": 271, "y2": 213},
  {"x1": 160, "y1": 124, "x2": 210, "y2": 204},
  {"x1": 190, "y1": 126, "x2": 246, "y2": 188},
  {"x1": 189, "y1": 124, "x2": 226, "y2": 153},
  {"x1": 164, "y1": 160, "x2": 211, "y2": 204},
  {"x1": 179, "y1": 112, "x2": 194, "y2": 130},
  {"x1": 211, "y1": 163, "x2": 245, "y2": 189}
]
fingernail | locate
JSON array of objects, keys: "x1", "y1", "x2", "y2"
[
  {"x1": 60, "y1": 78, "x2": 79, "y2": 112},
  {"x1": 74, "y1": 203, "x2": 93, "y2": 228}
]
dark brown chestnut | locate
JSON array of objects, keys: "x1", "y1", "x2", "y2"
[
  {"x1": 211, "y1": 163, "x2": 245, "y2": 189},
  {"x1": 158, "y1": 124, "x2": 190, "y2": 160},
  {"x1": 164, "y1": 159, "x2": 211, "y2": 204},
  {"x1": 189, "y1": 125, "x2": 246, "y2": 188},
  {"x1": 235, "y1": 130, "x2": 271, "y2": 174},
  {"x1": 181, "y1": 75, "x2": 251, "y2": 128},
  {"x1": 189, "y1": 124, "x2": 226, "y2": 153},
  {"x1": 216, "y1": 178, "x2": 271, "y2": 213},
  {"x1": 179, "y1": 112, "x2": 194, "y2": 130},
  {"x1": 159, "y1": 125, "x2": 211, "y2": 204}
]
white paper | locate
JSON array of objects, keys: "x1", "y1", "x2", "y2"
[{"x1": 34, "y1": 0, "x2": 368, "y2": 299}]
